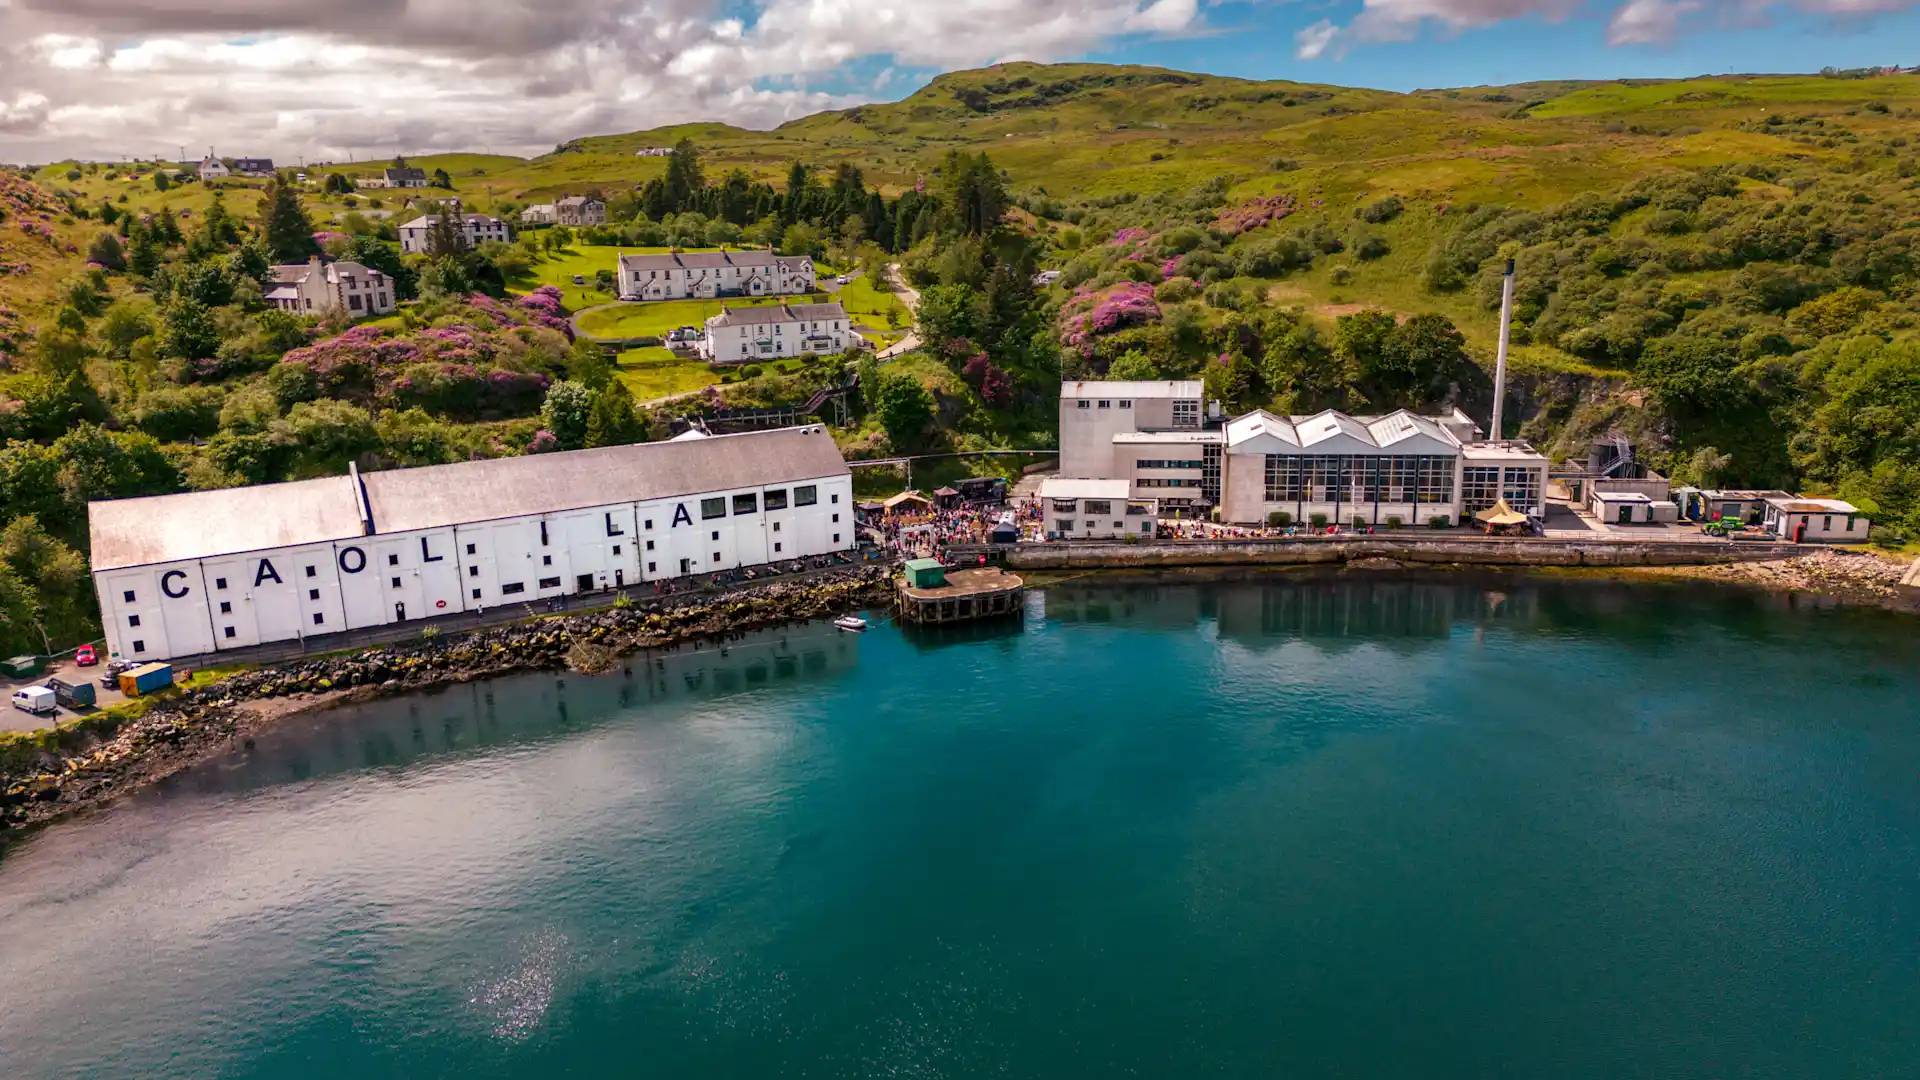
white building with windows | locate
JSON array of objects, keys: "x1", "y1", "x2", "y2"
[
  {"x1": 520, "y1": 203, "x2": 557, "y2": 225},
  {"x1": 1037, "y1": 478, "x2": 1158, "y2": 540},
  {"x1": 1761, "y1": 496, "x2": 1868, "y2": 542},
  {"x1": 197, "y1": 156, "x2": 229, "y2": 181},
  {"x1": 264, "y1": 257, "x2": 395, "y2": 318},
  {"x1": 555, "y1": 196, "x2": 606, "y2": 226},
  {"x1": 1059, "y1": 380, "x2": 1204, "y2": 479},
  {"x1": 87, "y1": 427, "x2": 858, "y2": 663},
  {"x1": 619, "y1": 249, "x2": 815, "y2": 301},
  {"x1": 699, "y1": 302, "x2": 854, "y2": 363},
  {"x1": 398, "y1": 213, "x2": 511, "y2": 254}
]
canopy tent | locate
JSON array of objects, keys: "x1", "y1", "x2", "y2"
[
  {"x1": 883, "y1": 490, "x2": 933, "y2": 512},
  {"x1": 1474, "y1": 498, "x2": 1529, "y2": 527}
]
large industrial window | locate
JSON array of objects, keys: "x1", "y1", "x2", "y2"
[
  {"x1": 1462, "y1": 467, "x2": 1501, "y2": 514},
  {"x1": 1263, "y1": 455, "x2": 1304, "y2": 502},
  {"x1": 1173, "y1": 401, "x2": 1200, "y2": 428},
  {"x1": 794, "y1": 485, "x2": 817, "y2": 506},
  {"x1": 702, "y1": 497, "x2": 726, "y2": 519},
  {"x1": 1501, "y1": 467, "x2": 1541, "y2": 515},
  {"x1": 765, "y1": 489, "x2": 788, "y2": 511},
  {"x1": 734, "y1": 493, "x2": 758, "y2": 515},
  {"x1": 538, "y1": 577, "x2": 561, "y2": 589},
  {"x1": 1418, "y1": 456, "x2": 1456, "y2": 504},
  {"x1": 501, "y1": 583, "x2": 525, "y2": 595}
]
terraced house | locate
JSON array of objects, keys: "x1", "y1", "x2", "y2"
[
  {"x1": 699, "y1": 303, "x2": 853, "y2": 363},
  {"x1": 618, "y1": 249, "x2": 815, "y2": 301}
]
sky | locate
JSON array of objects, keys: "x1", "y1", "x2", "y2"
[{"x1": 1, "y1": 0, "x2": 1917, "y2": 164}]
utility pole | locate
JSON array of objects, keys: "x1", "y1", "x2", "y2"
[{"x1": 1491, "y1": 258, "x2": 1515, "y2": 443}]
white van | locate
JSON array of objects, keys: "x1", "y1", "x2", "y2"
[{"x1": 12, "y1": 686, "x2": 56, "y2": 716}]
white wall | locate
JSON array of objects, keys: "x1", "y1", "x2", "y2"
[
  {"x1": 1768, "y1": 508, "x2": 1869, "y2": 542},
  {"x1": 92, "y1": 476, "x2": 857, "y2": 662}
]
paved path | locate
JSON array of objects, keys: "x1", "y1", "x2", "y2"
[{"x1": 875, "y1": 264, "x2": 921, "y2": 360}]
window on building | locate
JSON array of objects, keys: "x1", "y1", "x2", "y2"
[
  {"x1": 831, "y1": 493, "x2": 840, "y2": 504},
  {"x1": 794, "y1": 485, "x2": 817, "y2": 506},
  {"x1": 712, "y1": 551, "x2": 721, "y2": 563},
  {"x1": 772, "y1": 522, "x2": 781, "y2": 533},
  {"x1": 215, "y1": 577, "x2": 228, "y2": 589},
  {"x1": 128, "y1": 614, "x2": 141, "y2": 627},
  {"x1": 305, "y1": 565, "x2": 316, "y2": 578},
  {"x1": 132, "y1": 640, "x2": 145, "y2": 653},
  {"x1": 387, "y1": 554, "x2": 399, "y2": 566},
  {"x1": 701, "y1": 497, "x2": 726, "y2": 520},
  {"x1": 1500, "y1": 467, "x2": 1541, "y2": 516},
  {"x1": 472, "y1": 588, "x2": 482, "y2": 599},
  {"x1": 1823, "y1": 515, "x2": 1833, "y2": 531},
  {"x1": 1264, "y1": 455, "x2": 1304, "y2": 502},
  {"x1": 224, "y1": 627, "x2": 236, "y2": 639},
  {"x1": 833, "y1": 533, "x2": 841, "y2": 543},
  {"x1": 1119, "y1": 400, "x2": 1132, "y2": 409},
  {"x1": 466, "y1": 543, "x2": 476, "y2": 555},
  {"x1": 1098, "y1": 400, "x2": 1111, "y2": 409},
  {"x1": 539, "y1": 577, "x2": 561, "y2": 589},
  {"x1": 612, "y1": 545, "x2": 622, "y2": 555},
  {"x1": 501, "y1": 583, "x2": 525, "y2": 595},
  {"x1": 469, "y1": 566, "x2": 479, "y2": 577},
  {"x1": 774, "y1": 542, "x2": 783, "y2": 553},
  {"x1": 710, "y1": 530, "x2": 720, "y2": 541},
  {"x1": 219, "y1": 601, "x2": 232, "y2": 614},
  {"x1": 645, "y1": 540, "x2": 655, "y2": 551},
  {"x1": 1056, "y1": 520, "x2": 1075, "y2": 533},
  {"x1": 644, "y1": 519, "x2": 654, "y2": 530},
  {"x1": 765, "y1": 489, "x2": 788, "y2": 511},
  {"x1": 679, "y1": 558, "x2": 691, "y2": 574},
  {"x1": 1084, "y1": 500, "x2": 1113, "y2": 516},
  {"x1": 1077, "y1": 401, "x2": 1091, "y2": 410},
  {"x1": 1172, "y1": 401, "x2": 1200, "y2": 429},
  {"x1": 389, "y1": 577, "x2": 401, "y2": 589},
  {"x1": 1462, "y1": 466, "x2": 1501, "y2": 515},
  {"x1": 308, "y1": 588, "x2": 320, "y2": 600},
  {"x1": 542, "y1": 555, "x2": 552, "y2": 566},
  {"x1": 648, "y1": 562, "x2": 657, "y2": 573},
  {"x1": 122, "y1": 589, "x2": 136, "y2": 603},
  {"x1": 313, "y1": 613, "x2": 325, "y2": 626},
  {"x1": 734, "y1": 492, "x2": 758, "y2": 515},
  {"x1": 832, "y1": 513, "x2": 839, "y2": 523}
]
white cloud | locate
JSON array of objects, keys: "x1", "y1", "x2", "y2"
[
  {"x1": 1606, "y1": 0, "x2": 1702, "y2": 42},
  {"x1": 1293, "y1": 17, "x2": 1339, "y2": 57},
  {"x1": 0, "y1": 0, "x2": 1208, "y2": 161}
]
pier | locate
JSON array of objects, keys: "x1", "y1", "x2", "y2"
[{"x1": 894, "y1": 560, "x2": 1025, "y2": 625}]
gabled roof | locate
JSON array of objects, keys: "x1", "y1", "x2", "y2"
[
  {"x1": 707, "y1": 302, "x2": 847, "y2": 328},
  {"x1": 1225, "y1": 408, "x2": 1471, "y2": 454},
  {"x1": 1294, "y1": 409, "x2": 1374, "y2": 448},
  {"x1": 618, "y1": 249, "x2": 796, "y2": 272},
  {"x1": 398, "y1": 213, "x2": 504, "y2": 230}
]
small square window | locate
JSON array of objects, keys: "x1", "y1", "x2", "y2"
[
  {"x1": 219, "y1": 601, "x2": 232, "y2": 614},
  {"x1": 305, "y1": 565, "x2": 317, "y2": 578},
  {"x1": 648, "y1": 562, "x2": 657, "y2": 572},
  {"x1": 612, "y1": 545, "x2": 622, "y2": 555},
  {"x1": 122, "y1": 590, "x2": 136, "y2": 603},
  {"x1": 774, "y1": 542, "x2": 782, "y2": 553},
  {"x1": 224, "y1": 626, "x2": 236, "y2": 639},
  {"x1": 312, "y1": 613, "x2": 324, "y2": 625},
  {"x1": 308, "y1": 588, "x2": 320, "y2": 601},
  {"x1": 832, "y1": 513, "x2": 839, "y2": 523},
  {"x1": 469, "y1": 566, "x2": 479, "y2": 577},
  {"x1": 712, "y1": 552, "x2": 721, "y2": 562},
  {"x1": 542, "y1": 555, "x2": 552, "y2": 566},
  {"x1": 833, "y1": 533, "x2": 841, "y2": 544},
  {"x1": 646, "y1": 540, "x2": 655, "y2": 551},
  {"x1": 772, "y1": 522, "x2": 781, "y2": 532},
  {"x1": 831, "y1": 493, "x2": 840, "y2": 504},
  {"x1": 644, "y1": 519, "x2": 653, "y2": 530},
  {"x1": 472, "y1": 588, "x2": 482, "y2": 599},
  {"x1": 711, "y1": 530, "x2": 720, "y2": 541},
  {"x1": 388, "y1": 553, "x2": 399, "y2": 566},
  {"x1": 466, "y1": 543, "x2": 476, "y2": 555},
  {"x1": 128, "y1": 614, "x2": 141, "y2": 627},
  {"x1": 215, "y1": 578, "x2": 227, "y2": 590},
  {"x1": 132, "y1": 639, "x2": 145, "y2": 652},
  {"x1": 390, "y1": 577, "x2": 402, "y2": 589}
]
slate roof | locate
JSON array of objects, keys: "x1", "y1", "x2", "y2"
[{"x1": 706, "y1": 303, "x2": 847, "y2": 328}]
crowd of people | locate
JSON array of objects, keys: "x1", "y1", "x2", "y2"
[{"x1": 868, "y1": 498, "x2": 1042, "y2": 558}]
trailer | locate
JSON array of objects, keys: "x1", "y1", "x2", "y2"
[
  {"x1": 46, "y1": 677, "x2": 96, "y2": 710},
  {"x1": 119, "y1": 662, "x2": 174, "y2": 697}
]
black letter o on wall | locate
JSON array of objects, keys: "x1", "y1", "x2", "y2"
[
  {"x1": 338, "y1": 546, "x2": 367, "y2": 574},
  {"x1": 160, "y1": 570, "x2": 190, "y2": 599}
]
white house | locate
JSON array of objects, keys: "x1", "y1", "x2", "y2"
[
  {"x1": 619, "y1": 249, "x2": 815, "y2": 301},
  {"x1": 699, "y1": 302, "x2": 854, "y2": 363},
  {"x1": 1762, "y1": 496, "x2": 1869, "y2": 542},
  {"x1": 197, "y1": 156, "x2": 229, "y2": 181},
  {"x1": 385, "y1": 166, "x2": 428, "y2": 188},
  {"x1": 520, "y1": 203, "x2": 557, "y2": 225},
  {"x1": 1037, "y1": 478, "x2": 1157, "y2": 540},
  {"x1": 231, "y1": 158, "x2": 275, "y2": 178},
  {"x1": 86, "y1": 427, "x2": 858, "y2": 662},
  {"x1": 265, "y1": 258, "x2": 396, "y2": 318},
  {"x1": 398, "y1": 213, "x2": 511, "y2": 254},
  {"x1": 555, "y1": 196, "x2": 606, "y2": 226}
]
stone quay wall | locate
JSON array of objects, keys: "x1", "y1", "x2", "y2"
[{"x1": 984, "y1": 537, "x2": 1819, "y2": 571}]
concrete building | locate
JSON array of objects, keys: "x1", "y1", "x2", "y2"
[
  {"x1": 1693, "y1": 489, "x2": 1792, "y2": 524},
  {"x1": 1762, "y1": 497, "x2": 1868, "y2": 542},
  {"x1": 398, "y1": 213, "x2": 511, "y2": 254},
  {"x1": 555, "y1": 196, "x2": 606, "y2": 226},
  {"x1": 87, "y1": 427, "x2": 857, "y2": 663},
  {"x1": 619, "y1": 249, "x2": 815, "y2": 301},
  {"x1": 1110, "y1": 430, "x2": 1214, "y2": 511},
  {"x1": 265, "y1": 258, "x2": 396, "y2": 318},
  {"x1": 1591, "y1": 490, "x2": 1675, "y2": 525},
  {"x1": 1037, "y1": 478, "x2": 1157, "y2": 539},
  {"x1": 1059, "y1": 380, "x2": 1204, "y2": 479},
  {"x1": 699, "y1": 302, "x2": 852, "y2": 362}
]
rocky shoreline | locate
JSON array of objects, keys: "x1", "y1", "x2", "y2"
[{"x1": 1, "y1": 566, "x2": 891, "y2": 836}]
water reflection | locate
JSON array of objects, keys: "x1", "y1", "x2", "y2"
[{"x1": 168, "y1": 619, "x2": 862, "y2": 798}]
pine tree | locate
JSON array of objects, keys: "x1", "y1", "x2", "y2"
[
  {"x1": 783, "y1": 161, "x2": 811, "y2": 227},
  {"x1": 126, "y1": 223, "x2": 161, "y2": 278},
  {"x1": 156, "y1": 206, "x2": 184, "y2": 246},
  {"x1": 665, "y1": 138, "x2": 703, "y2": 213},
  {"x1": 583, "y1": 383, "x2": 644, "y2": 448},
  {"x1": 426, "y1": 206, "x2": 467, "y2": 258},
  {"x1": 258, "y1": 179, "x2": 318, "y2": 263}
]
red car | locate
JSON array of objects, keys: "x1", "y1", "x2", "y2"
[{"x1": 73, "y1": 645, "x2": 97, "y2": 667}]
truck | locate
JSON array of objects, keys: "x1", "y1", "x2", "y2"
[
  {"x1": 46, "y1": 676, "x2": 96, "y2": 710},
  {"x1": 119, "y1": 662, "x2": 174, "y2": 697}
]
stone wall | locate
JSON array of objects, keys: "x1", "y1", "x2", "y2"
[{"x1": 994, "y1": 537, "x2": 1815, "y2": 571}]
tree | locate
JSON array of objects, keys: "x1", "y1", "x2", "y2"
[
  {"x1": 346, "y1": 235, "x2": 414, "y2": 299},
  {"x1": 665, "y1": 138, "x2": 703, "y2": 213},
  {"x1": 566, "y1": 337, "x2": 613, "y2": 390},
  {"x1": 874, "y1": 372, "x2": 934, "y2": 451},
  {"x1": 541, "y1": 380, "x2": 594, "y2": 450},
  {"x1": 258, "y1": 179, "x2": 318, "y2": 262},
  {"x1": 1637, "y1": 335, "x2": 1746, "y2": 413},
  {"x1": 594, "y1": 268, "x2": 615, "y2": 295},
  {"x1": 942, "y1": 150, "x2": 1007, "y2": 237},
  {"x1": 156, "y1": 206, "x2": 184, "y2": 246},
  {"x1": 584, "y1": 383, "x2": 645, "y2": 447},
  {"x1": 98, "y1": 301, "x2": 154, "y2": 359},
  {"x1": 324, "y1": 172, "x2": 356, "y2": 195},
  {"x1": 153, "y1": 171, "x2": 170, "y2": 192},
  {"x1": 127, "y1": 223, "x2": 160, "y2": 278},
  {"x1": 1379, "y1": 313, "x2": 1470, "y2": 406},
  {"x1": 426, "y1": 206, "x2": 468, "y2": 257},
  {"x1": 158, "y1": 298, "x2": 220, "y2": 361},
  {"x1": 88, "y1": 232, "x2": 125, "y2": 271},
  {"x1": 1106, "y1": 350, "x2": 1158, "y2": 380},
  {"x1": 1203, "y1": 351, "x2": 1261, "y2": 415},
  {"x1": 783, "y1": 160, "x2": 812, "y2": 226},
  {"x1": 431, "y1": 168, "x2": 453, "y2": 189},
  {"x1": 779, "y1": 222, "x2": 823, "y2": 259}
]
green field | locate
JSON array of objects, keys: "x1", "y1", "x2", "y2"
[
  {"x1": 577, "y1": 296, "x2": 790, "y2": 339},
  {"x1": 613, "y1": 346, "x2": 718, "y2": 401},
  {"x1": 509, "y1": 245, "x2": 651, "y2": 309}
]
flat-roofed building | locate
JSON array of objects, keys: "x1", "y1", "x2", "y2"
[
  {"x1": 1059, "y1": 380, "x2": 1203, "y2": 479},
  {"x1": 1037, "y1": 478, "x2": 1157, "y2": 540},
  {"x1": 87, "y1": 427, "x2": 856, "y2": 662},
  {"x1": 1110, "y1": 430, "x2": 1214, "y2": 510},
  {"x1": 1762, "y1": 496, "x2": 1868, "y2": 542}
]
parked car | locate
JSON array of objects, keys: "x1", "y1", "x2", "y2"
[
  {"x1": 835, "y1": 274, "x2": 850, "y2": 285},
  {"x1": 571, "y1": 274, "x2": 586, "y2": 285},
  {"x1": 74, "y1": 645, "x2": 97, "y2": 666}
]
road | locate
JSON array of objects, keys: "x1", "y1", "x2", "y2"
[{"x1": 876, "y1": 263, "x2": 921, "y2": 360}]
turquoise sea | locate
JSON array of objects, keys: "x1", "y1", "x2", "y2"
[{"x1": 2, "y1": 576, "x2": 1917, "y2": 1078}]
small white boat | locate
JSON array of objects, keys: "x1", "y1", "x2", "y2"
[{"x1": 833, "y1": 616, "x2": 868, "y2": 632}]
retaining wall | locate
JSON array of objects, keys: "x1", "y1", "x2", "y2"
[{"x1": 989, "y1": 537, "x2": 1818, "y2": 571}]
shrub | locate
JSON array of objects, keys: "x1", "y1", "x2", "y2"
[
  {"x1": 1308, "y1": 513, "x2": 1328, "y2": 529},
  {"x1": 1328, "y1": 264, "x2": 1354, "y2": 286},
  {"x1": 1267, "y1": 511, "x2": 1288, "y2": 527},
  {"x1": 742, "y1": 365, "x2": 763, "y2": 378},
  {"x1": 1154, "y1": 276, "x2": 1198, "y2": 302},
  {"x1": 1353, "y1": 516, "x2": 1369, "y2": 530},
  {"x1": 1357, "y1": 195, "x2": 1404, "y2": 224},
  {"x1": 1210, "y1": 507, "x2": 1222, "y2": 523},
  {"x1": 1385, "y1": 515, "x2": 1403, "y2": 529},
  {"x1": 1355, "y1": 235, "x2": 1391, "y2": 261},
  {"x1": 1427, "y1": 515, "x2": 1451, "y2": 528}
]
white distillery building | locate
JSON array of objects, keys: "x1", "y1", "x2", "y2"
[
  {"x1": 699, "y1": 302, "x2": 854, "y2": 363},
  {"x1": 398, "y1": 213, "x2": 511, "y2": 254},
  {"x1": 1036, "y1": 478, "x2": 1158, "y2": 539},
  {"x1": 88, "y1": 427, "x2": 857, "y2": 663},
  {"x1": 1059, "y1": 380, "x2": 1205, "y2": 481},
  {"x1": 619, "y1": 249, "x2": 815, "y2": 301}
]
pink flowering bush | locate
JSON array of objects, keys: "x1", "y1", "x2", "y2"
[
  {"x1": 1057, "y1": 281, "x2": 1161, "y2": 358},
  {"x1": 528, "y1": 429, "x2": 560, "y2": 453},
  {"x1": 1160, "y1": 256, "x2": 1184, "y2": 281},
  {"x1": 513, "y1": 286, "x2": 574, "y2": 340},
  {"x1": 1217, "y1": 194, "x2": 1300, "y2": 235}
]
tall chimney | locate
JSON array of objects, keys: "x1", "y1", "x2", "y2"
[{"x1": 1491, "y1": 258, "x2": 1515, "y2": 443}]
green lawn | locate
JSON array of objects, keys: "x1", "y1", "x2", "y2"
[
  {"x1": 509, "y1": 245, "x2": 659, "y2": 310},
  {"x1": 578, "y1": 296, "x2": 788, "y2": 339},
  {"x1": 614, "y1": 346, "x2": 720, "y2": 402},
  {"x1": 833, "y1": 273, "x2": 911, "y2": 328}
]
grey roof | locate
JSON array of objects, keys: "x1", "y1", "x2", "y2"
[
  {"x1": 385, "y1": 167, "x2": 427, "y2": 182},
  {"x1": 89, "y1": 476, "x2": 368, "y2": 572},
  {"x1": 556, "y1": 195, "x2": 601, "y2": 207},
  {"x1": 87, "y1": 427, "x2": 850, "y2": 570},
  {"x1": 398, "y1": 213, "x2": 504, "y2": 230},
  {"x1": 708, "y1": 302, "x2": 847, "y2": 328},
  {"x1": 618, "y1": 249, "x2": 796, "y2": 271}
]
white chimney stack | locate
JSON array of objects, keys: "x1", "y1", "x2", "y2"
[{"x1": 1491, "y1": 258, "x2": 1515, "y2": 443}]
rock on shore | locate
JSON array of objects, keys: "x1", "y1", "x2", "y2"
[
  {"x1": 2, "y1": 567, "x2": 891, "y2": 833},
  {"x1": 1633, "y1": 548, "x2": 1914, "y2": 605}
]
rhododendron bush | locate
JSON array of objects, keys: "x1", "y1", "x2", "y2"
[{"x1": 1058, "y1": 281, "x2": 1162, "y2": 359}]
